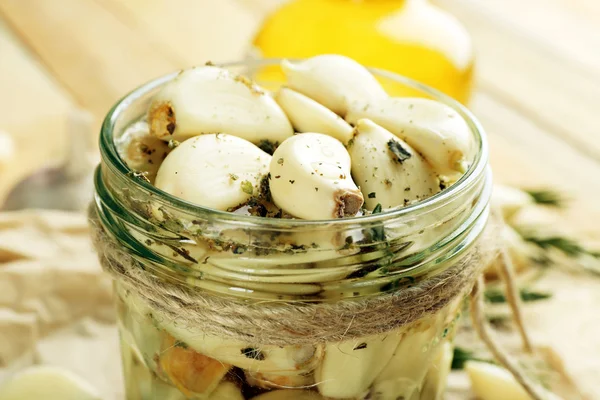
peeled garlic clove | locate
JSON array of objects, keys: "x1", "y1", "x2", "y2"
[
  {"x1": 274, "y1": 87, "x2": 354, "y2": 144},
  {"x1": 155, "y1": 134, "x2": 270, "y2": 210},
  {"x1": 372, "y1": 313, "x2": 446, "y2": 399},
  {"x1": 315, "y1": 331, "x2": 402, "y2": 398},
  {"x1": 269, "y1": 133, "x2": 363, "y2": 219},
  {"x1": 491, "y1": 185, "x2": 533, "y2": 221},
  {"x1": 420, "y1": 341, "x2": 453, "y2": 400},
  {"x1": 347, "y1": 97, "x2": 473, "y2": 179},
  {"x1": 117, "y1": 120, "x2": 171, "y2": 183},
  {"x1": 245, "y1": 370, "x2": 314, "y2": 390},
  {"x1": 281, "y1": 55, "x2": 387, "y2": 116},
  {"x1": 0, "y1": 366, "x2": 101, "y2": 400},
  {"x1": 208, "y1": 381, "x2": 244, "y2": 400},
  {"x1": 251, "y1": 390, "x2": 324, "y2": 400},
  {"x1": 158, "y1": 317, "x2": 323, "y2": 374},
  {"x1": 465, "y1": 361, "x2": 561, "y2": 400},
  {"x1": 159, "y1": 333, "x2": 231, "y2": 397},
  {"x1": 149, "y1": 66, "x2": 293, "y2": 143},
  {"x1": 349, "y1": 119, "x2": 440, "y2": 211}
]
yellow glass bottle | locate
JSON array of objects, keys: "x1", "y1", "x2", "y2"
[{"x1": 253, "y1": 0, "x2": 474, "y2": 103}]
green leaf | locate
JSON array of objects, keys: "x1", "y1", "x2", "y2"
[
  {"x1": 523, "y1": 235, "x2": 586, "y2": 257},
  {"x1": 240, "y1": 180, "x2": 254, "y2": 195},
  {"x1": 452, "y1": 347, "x2": 494, "y2": 370},
  {"x1": 484, "y1": 287, "x2": 552, "y2": 304},
  {"x1": 526, "y1": 189, "x2": 565, "y2": 207}
]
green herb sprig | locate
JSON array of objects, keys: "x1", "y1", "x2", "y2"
[
  {"x1": 525, "y1": 189, "x2": 566, "y2": 207},
  {"x1": 484, "y1": 287, "x2": 552, "y2": 304}
]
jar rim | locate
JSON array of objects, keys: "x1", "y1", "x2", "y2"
[{"x1": 99, "y1": 58, "x2": 488, "y2": 228}]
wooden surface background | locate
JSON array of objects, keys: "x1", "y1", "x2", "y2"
[{"x1": 0, "y1": 0, "x2": 599, "y2": 397}]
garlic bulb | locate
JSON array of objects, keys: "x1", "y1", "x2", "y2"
[
  {"x1": 155, "y1": 134, "x2": 270, "y2": 210},
  {"x1": 269, "y1": 133, "x2": 363, "y2": 219},
  {"x1": 315, "y1": 331, "x2": 402, "y2": 398},
  {"x1": 349, "y1": 119, "x2": 440, "y2": 211},
  {"x1": 274, "y1": 87, "x2": 354, "y2": 144},
  {"x1": 0, "y1": 366, "x2": 100, "y2": 400},
  {"x1": 282, "y1": 55, "x2": 387, "y2": 116},
  {"x1": 148, "y1": 66, "x2": 293, "y2": 143},
  {"x1": 347, "y1": 97, "x2": 473, "y2": 179}
]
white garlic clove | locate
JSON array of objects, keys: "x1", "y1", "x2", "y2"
[
  {"x1": 349, "y1": 119, "x2": 440, "y2": 211},
  {"x1": 372, "y1": 312, "x2": 446, "y2": 399},
  {"x1": 315, "y1": 331, "x2": 403, "y2": 398},
  {"x1": 251, "y1": 390, "x2": 324, "y2": 400},
  {"x1": 484, "y1": 224, "x2": 534, "y2": 280},
  {"x1": 0, "y1": 366, "x2": 101, "y2": 400},
  {"x1": 154, "y1": 134, "x2": 271, "y2": 211},
  {"x1": 158, "y1": 317, "x2": 323, "y2": 374},
  {"x1": 281, "y1": 55, "x2": 387, "y2": 116},
  {"x1": 208, "y1": 381, "x2": 244, "y2": 400},
  {"x1": 117, "y1": 120, "x2": 171, "y2": 183},
  {"x1": 149, "y1": 66, "x2": 293, "y2": 143},
  {"x1": 346, "y1": 97, "x2": 473, "y2": 179},
  {"x1": 491, "y1": 184, "x2": 533, "y2": 221},
  {"x1": 465, "y1": 361, "x2": 561, "y2": 400},
  {"x1": 245, "y1": 370, "x2": 314, "y2": 390},
  {"x1": 274, "y1": 87, "x2": 354, "y2": 144},
  {"x1": 269, "y1": 133, "x2": 363, "y2": 219},
  {"x1": 159, "y1": 333, "x2": 231, "y2": 398},
  {"x1": 420, "y1": 341, "x2": 453, "y2": 400}
]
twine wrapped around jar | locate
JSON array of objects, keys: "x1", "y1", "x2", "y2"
[{"x1": 88, "y1": 203, "x2": 500, "y2": 345}]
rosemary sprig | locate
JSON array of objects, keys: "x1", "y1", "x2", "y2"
[
  {"x1": 452, "y1": 347, "x2": 494, "y2": 370},
  {"x1": 522, "y1": 235, "x2": 597, "y2": 258},
  {"x1": 525, "y1": 189, "x2": 566, "y2": 207},
  {"x1": 484, "y1": 287, "x2": 552, "y2": 304}
]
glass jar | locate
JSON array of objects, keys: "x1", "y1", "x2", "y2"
[
  {"x1": 92, "y1": 59, "x2": 491, "y2": 400},
  {"x1": 253, "y1": 0, "x2": 475, "y2": 103}
]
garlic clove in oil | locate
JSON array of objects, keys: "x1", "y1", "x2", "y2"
[
  {"x1": 315, "y1": 331, "x2": 403, "y2": 398},
  {"x1": 154, "y1": 134, "x2": 271, "y2": 211},
  {"x1": 269, "y1": 133, "x2": 363, "y2": 219},
  {"x1": 274, "y1": 87, "x2": 354, "y2": 144},
  {"x1": 208, "y1": 381, "x2": 244, "y2": 400},
  {"x1": 349, "y1": 119, "x2": 440, "y2": 211},
  {"x1": 250, "y1": 390, "x2": 324, "y2": 400},
  {"x1": 281, "y1": 55, "x2": 387, "y2": 116},
  {"x1": 149, "y1": 66, "x2": 293, "y2": 143},
  {"x1": 346, "y1": 97, "x2": 473, "y2": 179}
]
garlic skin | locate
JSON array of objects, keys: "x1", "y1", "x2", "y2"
[
  {"x1": 269, "y1": 133, "x2": 363, "y2": 220},
  {"x1": 274, "y1": 87, "x2": 354, "y2": 144},
  {"x1": 148, "y1": 66, "x2": 293, "y2": 143},
  {"x1": 349, "y1": 119, "x2": 440, "y2": 211},
  {"x1": 245, "y1": 370, "x2": 314, "y2": 390},
  {"x1": 347, "y1": 97, "x2": 473, "y2": 179},
  {"x1": 0, "y1": 366, "x2": 100, "y2": 400},
  {"x1": 281, "y1": 55, "x2": 388, "y2": 116},
  {"x1": 315, "y1": 331, "x2": 403, "y2": 398},
  {"x1": 154, "y1": 134, "x2": 270, "y2": 211}
]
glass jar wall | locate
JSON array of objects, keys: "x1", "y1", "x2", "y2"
[{"x1": 93, "y1": 60, "x2": 490, "y2": 400}]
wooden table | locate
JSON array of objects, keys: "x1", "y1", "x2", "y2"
[{"x1": 0, "y1": 0, "x2": 599, "y2": 397}]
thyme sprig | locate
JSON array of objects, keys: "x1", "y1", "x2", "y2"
[
  {"x1": 525, "y1": 189, "x2": 566, "y2": 207},
  {"x1": 452, "y1": 347, "x2": 494, "y2": 370},
  {"x1": 484, "y1": 287, "x2": 552, "y2": 304}
]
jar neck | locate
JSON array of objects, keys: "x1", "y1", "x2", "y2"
[{"x1": 95, "y1": 58, "x2": 490, "y2": 302}]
